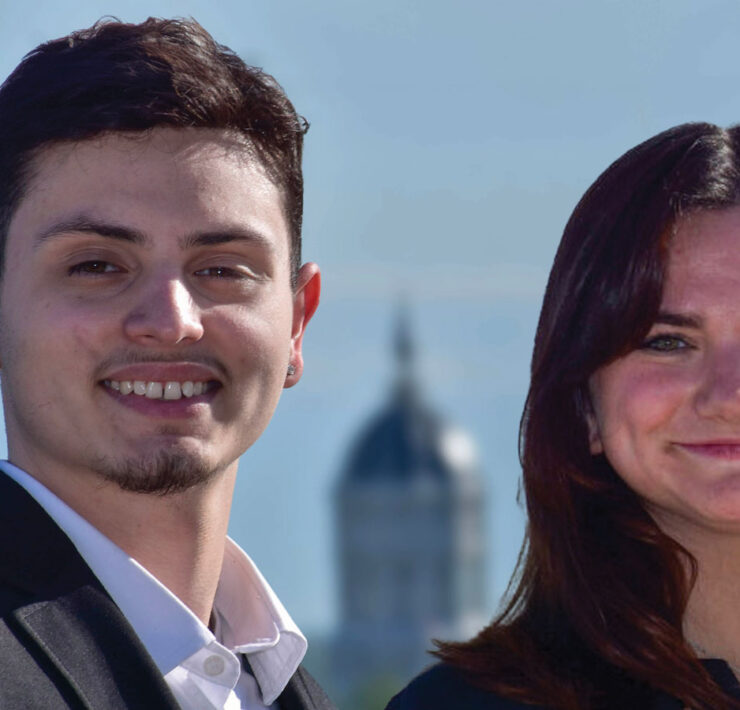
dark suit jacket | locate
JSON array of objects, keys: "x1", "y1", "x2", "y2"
[{"x1": 0, "y1": 473, "x2": 335, "y2": 709}]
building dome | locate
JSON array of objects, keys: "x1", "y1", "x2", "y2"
[
  {"x1": 341, "y1": 309, "x2": 478, "y2": 484},
  {"x1": 332, "y1": 307, "x2": 488, "y2": 700}
]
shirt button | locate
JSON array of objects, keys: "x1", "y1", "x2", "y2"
[{"x1": 203, "y1": 654, "x2": 226, "y2": 676}]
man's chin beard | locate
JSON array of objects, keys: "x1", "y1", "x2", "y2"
[{"x1": 93, "y1": 451, "x2": 219, "y2": 495}]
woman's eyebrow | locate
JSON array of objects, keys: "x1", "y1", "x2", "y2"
[{"x1": 654, "y1": 311, "x2": 701, "y2": 328}]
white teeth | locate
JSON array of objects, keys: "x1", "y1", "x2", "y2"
[
  {"x1": 164, "y1": 382, "x2": 182, "y2": 400},
  {"x1": 146, "y1": 382, "x2": 163, "y2": 399},
  {"x1": 106, "y1": 379, "x2": 209, "y2": 400}
]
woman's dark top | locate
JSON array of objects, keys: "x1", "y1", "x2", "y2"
[{"x1": 385, "y1": 660, "x2": 740, "y2": 710}]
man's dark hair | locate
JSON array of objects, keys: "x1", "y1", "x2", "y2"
[{"x1": 0, "y1": 17, "x2": 308, "y2": 282}]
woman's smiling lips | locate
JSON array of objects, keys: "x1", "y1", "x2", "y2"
[{"x1": 675, "y1": 440, "x2": 740, "y2": 459}]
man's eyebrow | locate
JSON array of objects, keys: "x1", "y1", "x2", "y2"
[
  {"x1": 180, "y1": 228, "x2": 275, "y2": 250},
  {"x1": 34, "y1": 217, "x2": 275, "y2": 251},
  {"x1": 653, "y1": 311, "x2": 702, "y2": 328},
  {"x1": 35, "y1": 217, "x2": 146, "y2": 247}
]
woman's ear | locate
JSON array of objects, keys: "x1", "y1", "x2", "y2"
[
  {"x1": 587, "y1": 412, "x2": 604, "y2": 455},
  {"x1": 584, "y1": 385, "x2": 604, "y2": 454}
]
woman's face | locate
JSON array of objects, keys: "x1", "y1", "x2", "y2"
[{"x1": 589, "y1": 207, "x2": 740, "y2": 535}]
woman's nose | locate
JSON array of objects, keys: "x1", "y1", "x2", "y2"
[{"x1": 694, "y1": 346, "x2": 740, "y2": 421}]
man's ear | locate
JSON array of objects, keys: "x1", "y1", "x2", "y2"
[{"x1": 285, "y1": 262, "x2": 320, "y2": 388}]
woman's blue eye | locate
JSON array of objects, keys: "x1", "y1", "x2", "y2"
[{"x1": 640, "y1": 334, "x2": 689, "y2": 352}]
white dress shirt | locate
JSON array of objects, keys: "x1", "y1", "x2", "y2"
[{"x1": 1, "y1": 461, "x2": 307, "y2": 709}]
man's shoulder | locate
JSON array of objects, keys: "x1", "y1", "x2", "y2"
[
  {"x1": 386, "y1": 663, "x2": 543, "y2": 710},
  {"x1": 0, "y1": 472, "x2": 182, "y2": 709},
  {"x1": 0, "y1": 471, "x2": 93, "y2": 601}
]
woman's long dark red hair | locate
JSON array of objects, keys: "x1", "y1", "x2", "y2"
[{"x1": 437, "y1": 123, "x2": 740, "y2": 709}]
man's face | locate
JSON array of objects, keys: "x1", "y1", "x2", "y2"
[{"x1": 0, "y1": 128, "x2": 318, "y2": 494}]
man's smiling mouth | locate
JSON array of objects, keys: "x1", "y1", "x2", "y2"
[{"x1": 102, "y1": 379, "x2": 218, "y2": 401}]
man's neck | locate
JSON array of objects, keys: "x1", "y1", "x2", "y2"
[{"x1": 13, "y1": 458, "x2": 237, "y2": 626}]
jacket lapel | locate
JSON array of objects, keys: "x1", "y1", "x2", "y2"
[
  {"x1": 14, "y1": 585, "x2": 180, "y2": 710},
  {"x1": 278, "y1": 665, "x2": 338, "y2": 710},
  {"x1": 0, "y1": 473, "x2": 180, "y2": 709}
]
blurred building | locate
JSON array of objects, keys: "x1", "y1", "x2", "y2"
[{"x1": 331, "y1": 310, "x2": 487, "y2": 702}]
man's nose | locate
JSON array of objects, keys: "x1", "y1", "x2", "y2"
[
  {"x1": 122, "y1": 273, "x2": 204, "y2": 346},
  {"x1": 694, "y1": 346, "x2": 740, "y2": 421}
]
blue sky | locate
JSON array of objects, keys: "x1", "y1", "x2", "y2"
[{"x1": 2, "y1": 0, "x2": 740, "y2": 634}]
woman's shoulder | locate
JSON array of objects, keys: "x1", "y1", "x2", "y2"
[{"x1": 385, "y1": 663, "x2": 544, "y2": 710}]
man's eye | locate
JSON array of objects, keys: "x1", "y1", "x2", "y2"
[
  {"x1": 195, "y1": 266, "x2": 250, "y2": 279},
  {"x1": 640, "y1": 334, "x2": 691, "y2": 352},
  {"x1": 68, "y1": 260, "x2": 120, "y2": 275}
]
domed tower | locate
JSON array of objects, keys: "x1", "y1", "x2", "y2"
[{"x1": 333, "y1": 309, "x2": 487, "y2": 692}]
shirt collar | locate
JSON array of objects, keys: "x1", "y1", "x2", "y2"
[
  {"x1": 214, "y1": 539, "x2": 307, "y2": 703},
  {"x1": 0, "y1": 461, "x2": 307, "y2": 705}
]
